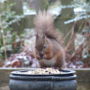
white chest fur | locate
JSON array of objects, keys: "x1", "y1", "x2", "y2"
[{"x1": 42, "y1": 57, "x2": 56, "y2": 67}]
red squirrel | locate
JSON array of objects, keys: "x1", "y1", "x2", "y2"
[{"x1": 34, "y1": 11, "x2": 67, "y2": 69}]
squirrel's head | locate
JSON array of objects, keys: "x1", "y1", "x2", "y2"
[{"x1": 36, "y1": 36, "x2": 53, "y2": 59}]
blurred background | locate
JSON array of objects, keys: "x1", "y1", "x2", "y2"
[{"x1": 0, "y1": 0, "x2": 90, "y2": 69}]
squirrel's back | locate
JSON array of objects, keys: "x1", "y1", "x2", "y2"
[{"x1": 34, "y1": 11, "x2": 64, "y2": 45}]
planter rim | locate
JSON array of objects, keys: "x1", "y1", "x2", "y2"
[
  {"x1": 10, "y1": 74, "x2": 77, "y2": 81},
  {"x1": 10, "y1": 69, "x2": 77, "y2": 81},
  {"x1": 10, "y1": 69, "x2": 76, "y2": 76}
]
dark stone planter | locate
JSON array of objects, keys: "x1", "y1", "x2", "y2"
[{"x1": 9, "y1": 69, "x2": 77, "y2": 90}]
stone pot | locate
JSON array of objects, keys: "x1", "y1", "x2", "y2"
[{"x1": 9, "y1": 69, "x2": 77, "y2": 90}]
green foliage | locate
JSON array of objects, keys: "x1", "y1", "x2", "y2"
[
  {"x1": 0, "y1": 1, "x2": 25, "y2": 60},
  {"x1": 62, "y1": 0, "x2": 90, "y2": 24}
]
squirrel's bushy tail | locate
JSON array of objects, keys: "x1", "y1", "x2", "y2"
[{"x1": 34, "y1": 11, "x2": 64, "y2": 46}]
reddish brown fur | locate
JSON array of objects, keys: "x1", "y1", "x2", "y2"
[{"x1": 34, "y1": 11, "x2": 66, "y2": 69}]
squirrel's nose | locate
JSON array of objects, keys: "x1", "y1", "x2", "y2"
[{"x1": 39, "y1": 52, "x2": 43, "y2": 58}]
